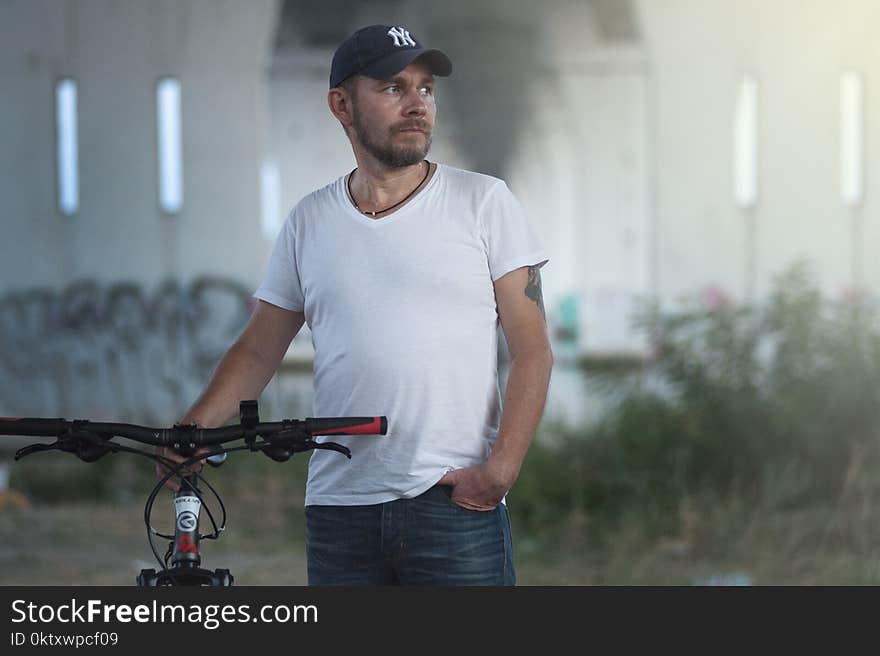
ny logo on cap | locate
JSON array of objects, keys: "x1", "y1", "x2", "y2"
[{"x1": 387, "y1": 26, "x2": 416, "y2": 48}]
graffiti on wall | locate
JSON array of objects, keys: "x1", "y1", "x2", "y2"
[{"x1": 0, "y1": 278, "x2": 254, "y2": 423}]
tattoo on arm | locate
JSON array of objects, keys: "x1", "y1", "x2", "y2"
[{"x1": 525, "y1": 266, "x2": 546, "y2": 320}]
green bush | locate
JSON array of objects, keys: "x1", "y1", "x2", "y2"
[{"x1": 510, "y1": 262, "x2": 880, "y2": 546}]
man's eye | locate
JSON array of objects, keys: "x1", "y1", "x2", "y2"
[
  {"x1": 384, "y1": 85, "x2": 400, "y2": 93},
  {"x1": 420, "y1": 87, "x2": 434, "y2": 96}
]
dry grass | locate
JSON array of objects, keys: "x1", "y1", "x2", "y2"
[
  {"x1": 515, "y1": 492, "x2": 880, "y2": 585},
  {"x1": 5, "y1": 439, "x2": 880, "y2": 586},
  {"x1": 3, "y1": 492, "x2": 880, "y2": 586}
]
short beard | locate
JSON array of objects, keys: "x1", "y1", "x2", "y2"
[{"x1": 351, "y1": 113, "x2": 432, "y2": 169}]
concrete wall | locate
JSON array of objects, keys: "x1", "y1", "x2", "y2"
[
  {"x1": 0, "y1": 0, "x2": 280, "y2": 421},
  {"x1": 3, "y1": 0, "x2": 877, "y2": 422},
  {"x1": 508, "y1": 3, "x2": 650, "y2": 356},
  {"x1": 636, "y1": 0, "x2": 880, "y2": 304},
  {"x1": 0, "y1": 0, "x2": 279, "y2": 292}
]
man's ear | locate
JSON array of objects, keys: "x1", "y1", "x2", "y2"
[{"x1": 327, "y1": 87, "x2": 353, "y2": 129}]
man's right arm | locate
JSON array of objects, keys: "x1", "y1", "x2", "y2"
[{"x1": 157, "y1": 300, "x2": 305, "y2": 488}]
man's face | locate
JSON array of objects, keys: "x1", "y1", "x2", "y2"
[{"x1": 347, "y1": 60, "x2": 436, "y2": 168}]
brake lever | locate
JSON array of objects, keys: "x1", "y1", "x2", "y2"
[
  {"x1": 14, "y1": 442, "x2": 60, "y2": 460},
  {"x1": 277, "y1": 432, "x2": 352, "y2": 458},
  {"x1": 257, "y1": 436, "x2": 352, "y2": 462},
  {"x1": 308, "y1": 441, "x2": 352, "y2": 459},
  {"x1": 15, "y1": 433, "x2": 117, "y2": 463}
]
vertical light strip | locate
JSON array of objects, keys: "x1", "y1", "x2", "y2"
[
  {"x1": 840, "y1": 72, "x2": 863, "y2": 207},
  {"x1": 734, "y1": 74, "x2": 758, "y2": 208},
  {"x1": 56, "y1": 78, "x2": 79, "y2": 215},
  {"x1": 157, "y1": 78, "x2": 183, "y2": 214},
  {"x1": 260, "y1": 160, "x2": 283, "y2": 240}
]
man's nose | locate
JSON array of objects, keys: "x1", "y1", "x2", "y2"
[{"x1": 402, "y1": 88, "x2": 428, "y2": 115}]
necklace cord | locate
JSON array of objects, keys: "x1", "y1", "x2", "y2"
[{"x1": 347, "y1": 160, "x2": 431, "y2": 217}]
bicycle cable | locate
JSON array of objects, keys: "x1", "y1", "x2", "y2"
[{"x1": 142, "y1": 450, "x2": 232, "y2": 582}]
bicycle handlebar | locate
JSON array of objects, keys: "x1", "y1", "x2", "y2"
[
  {"x1": 0, "y1": 400, "x2": 387, "y2": 464},
  {"x1": 0, "y1": 415, "x2": 387, "y2": 446},
  {"x1": 0, "y1": 401, "x2": 388, "y2": 585}
]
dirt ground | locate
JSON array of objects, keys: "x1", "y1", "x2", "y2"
[
  {"x1": 0, "y1": 500, "x2": 599, "y2": 586},
  {"x1": 0, "y1": 501, "x2": 310, "y2": 586},
  {"x1": 4, "y1": 496, "x2": 873, "y2": 586}
]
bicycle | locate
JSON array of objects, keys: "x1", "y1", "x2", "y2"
[{"x1": 0, "y1": 400, "x2": 387, "y2": 586}]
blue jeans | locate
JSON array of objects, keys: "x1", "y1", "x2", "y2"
[{"x1": 305, "y1": 484, "x2": 516, "y2": 586}]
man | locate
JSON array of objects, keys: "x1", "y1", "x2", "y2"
[{"x1": 159, "y1": 24, "x2": 552, "y2": 585}]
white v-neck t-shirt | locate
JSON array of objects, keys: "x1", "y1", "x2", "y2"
[{"x1": 254, "y1": 163, "x2": 548, "y2": 505}]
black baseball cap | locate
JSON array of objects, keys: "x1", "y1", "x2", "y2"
[{"x1": 330, "y1": 24, "x2": 452, "y2": 89}]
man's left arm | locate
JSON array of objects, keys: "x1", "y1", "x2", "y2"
[{"x1": 439, "y1": 264, "x2": 553, "y2": 510}]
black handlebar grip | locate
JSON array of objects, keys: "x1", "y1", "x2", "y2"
[
  {"x1": 305, "y1": 417, "x2": 387, "y2": 435},
  {"x1": 0, "y1": 418, "x2": 69, "y2": 436}
]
